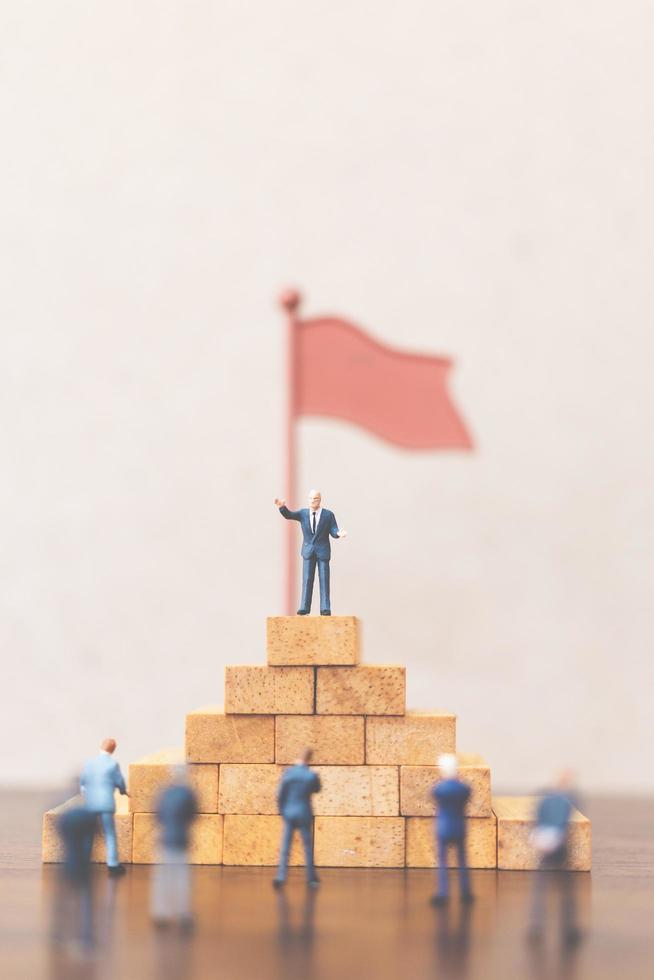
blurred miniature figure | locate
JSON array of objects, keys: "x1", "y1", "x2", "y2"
[
  {"x1": 527, "y1": 770, "x2": 582, "y2": 947},
  {"x1": 274, "y1": 489, "x2": 347, "y2": 615},
  {"x1": 80, "y1": 737, "x2": 128, "y2": 875},
  {"x1": 431, "y1": 754, "x2": 474, "y2": 906},
  {"x1": 274, "y1": 747, "x2": 321, "y2": 888},
  {"x1": 51, "y1": 803, "x2": 97, "y2": 954},
  {"x1": 151, "y1": 767, "x2": 198, "y2": 931}
]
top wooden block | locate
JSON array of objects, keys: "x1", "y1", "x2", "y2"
[{"x1": 266, "y1": 616, "x2": 360, "y2": 666}]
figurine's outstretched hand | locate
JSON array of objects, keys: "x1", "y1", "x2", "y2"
[
  {"x1": 338, "y1": 530, "x2": 348, "y2": 538},
  {"x1": 274, "y1": 498, "x2": 286, "y2": 508}
]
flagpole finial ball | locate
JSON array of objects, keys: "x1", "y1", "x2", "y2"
[{"x1": 279, "y1": 288, "x2": 302, "y2": 314}]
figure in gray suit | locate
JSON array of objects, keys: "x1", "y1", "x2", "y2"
[
  {"x1": 273, "y1": 748, "x2": 321, "y2": 888},
  {"x1": 274, "y1": 489, "x2": 347, "y2": 615},
  {"x1": 79, "y1": 738, "x2": 128, "y2": 875}
]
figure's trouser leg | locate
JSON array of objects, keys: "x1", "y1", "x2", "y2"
[
  {"x1": 300, "y1": 557, "x2": 317, "y2": 612},
  {"x1": 151, "y1": 849, "x2": 169, "y2": 920},
  {"x1": 318, "y1": 560, "x2": 331, "y2": 612},
  {"x1": 560, "y1": 871, "x2": 577, "y2": 938},
  {"x1": 437, "y1": 836, "x2": 449, "y2": 896},
  {"x1": 456, "y1": 837, "x2": 471, "y2": 896},
  {"x1": 277, "y1": 820, "x2": 294, "y2": 882},
  {"x1": 100, "y1": 812, "x2": 119, "y2": 867},
  {"x1": 79, "y1": 878, "x2": 94, "y2": 950},
  {"x1": 299, "y1": 822, "x2": 315, "y2": 881},
  {"x1": 171, "y1": 847, "x2": 191, "y2": 920}
]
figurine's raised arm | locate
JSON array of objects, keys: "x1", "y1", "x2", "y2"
[{"x1": 275, "y1": 498, "x2": 302, "y2": 520}]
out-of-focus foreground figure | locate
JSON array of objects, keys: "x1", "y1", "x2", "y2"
[
  {"x1": 79, "y1": 737, "x2": 128, "y2": 875},
  {"x1": 274, "y1": 747, "x2": 321, "y2": 888},
  {"x1": 528, "y1": 770, "x2": 583, "y2": 947},
  {"x1": 431, "y1": 753, "x2": 474, "y2": 906},
  {"x1": 51, "y1": 804, "x2": 97, "y2": 955},
  {"x1": 151, "y1": 766, "x2": 198, "y2": 931}
]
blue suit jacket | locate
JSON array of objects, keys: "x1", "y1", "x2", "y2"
[
  {"x1": 277, "y1": 764, "x2": 321, "y2": 824},
  {"x1": 433, "y1": 778, "x2": 471, "y2": 840},
  {"x1": 79, "y1": 752, "x2": 127, "y2": 814},
  {"x1": 156, "y1": 784, "x2": 198, "y2": 850},
  {"x1": 279, "y1": 506, "x2": 340, "y2": 560},
  {"x1": 536, "y1": 790, "x2": 576, "y2": 831}
]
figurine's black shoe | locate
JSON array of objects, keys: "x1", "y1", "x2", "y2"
[
  {"x1": 272, "y1": 878, "x2": 285, "y2": 889},
  {"x1": 320, "y1": 610, "x2": 331, "y2": 616},
  {"x1": 461, "y1": 892, "x2": 475, "y2": 904},
  {"x1": 307, "y1": 877, "x2": 321, "y2": 888},
  {"x1": 108, "y1": 864, "x2": 126, "y2": 876},
  {"x1": 296, "y1": 609, "x2": 309, "y2": 616},
  {"x1": 430, "y1": 894, "x2": 449, "y2": 907}
]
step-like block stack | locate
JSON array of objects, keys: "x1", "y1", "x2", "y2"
[{"x1": 42, "y1": 616, "x2": 592, "y2": 871}]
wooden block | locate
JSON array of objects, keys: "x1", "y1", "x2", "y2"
[
  {"x1": 128, "y1": 748, "x2": 219, "y2": 813},
  {"x1": 224, "y1": 666, "x2": 314, "y2": 715},
  {"x1": 314, "y1": 816, "x2": 405, "y2": 867},
  {"x1": 275, "y1": 715, "x2": 365, "y2": 765},
  {"x1": 222, "y1": 814, "x2": 306, "y2": 866},
  {"x1": 405, "y1": 816, "x2": 497, "y2": 868},
  {"x1": 493, "y1": 796, "x2": 591, "y2": 871},
  {"x1": 218, "y1": 764, "x2": 284, "y2": 814},
  {"x1": 366, "y1": 712, "x2": 456, "y2": 765},
  {"x1": 316, "y1": 666, "x2": 405, "y2": 715},
  {"x1": 266, "y1": 616, "x2": 360, "y2": 665},
  {"x1": 312, "y1": 766, "x2": 399, "y2": 816},
  {"x1": 42, "y1": 793, "x2": 133, "y2": 864},
  {"x1": 132, "y1": 812, "x2": 223, "y2": 864},
  {"x1": 400, "y1": 755, "x2": 491, "y2": 817},
  {"x1": 185, "y1": 707, "x2": 274, "y2": 763}
]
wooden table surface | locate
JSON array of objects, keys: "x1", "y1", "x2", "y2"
[{"x1": 1, "y1": 791, "x2": 653, "y2": 979}]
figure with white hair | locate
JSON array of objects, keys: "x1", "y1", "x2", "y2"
[
  {"x1": 431, "y1": 753, "x2": 474, "y2": 906},
  {"x1": 274, "y1": 489, "x2": 347, "y2": 615}
]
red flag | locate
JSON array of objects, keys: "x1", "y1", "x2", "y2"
[{"x1": 292, "y1": 313, "x2": 472, "y2": 450}]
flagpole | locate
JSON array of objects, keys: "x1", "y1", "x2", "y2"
[{"x1": 279, "y1": 287, "x2": 301, "y2": 615}]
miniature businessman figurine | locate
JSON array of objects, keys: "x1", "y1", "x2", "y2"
[
  {"x1": 151, "y1": 767, "x2": 198, "y2": 930},
  {"x1": 431, "y1": 754, "x2": 474, "y2": 906},
  {"x1": 273, "y1": 747, "x2": 321, "y2": 888},
  {"x1": 274, "y1": 488, "x2": 347, "y2": 615},
  {"x1": 79, "y1": 738, "x2": 128, "y2": 875},
  {"x1": 528, "y1": 770, "x2": 581, "y2": 946},
  {"x1": 53, "y1": 805, "x2": 97, "y2": 952}
]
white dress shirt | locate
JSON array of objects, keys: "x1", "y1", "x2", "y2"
[{"x1": 310, "y1": 508, "x2": 322, "y2": 534}]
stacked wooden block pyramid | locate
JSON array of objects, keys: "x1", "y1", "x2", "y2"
[{"x1": 42, "y1": 616, "x2": 591, "y2": 870}]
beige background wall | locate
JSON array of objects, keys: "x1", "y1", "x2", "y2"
[{"x1": 1, "y1": 2, "x2": 652, "y2": 792}]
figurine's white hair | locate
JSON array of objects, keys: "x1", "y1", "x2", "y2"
[
  {"x1": 308, "y1": 488, "x2": 321, "y2": 498},
  {"x1": 438, "y1": 753, "x2": 458, "y2": 779}
]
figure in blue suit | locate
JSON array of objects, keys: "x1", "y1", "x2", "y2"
[
  {"x1": 528, "y1": 770, "x2": 581, "y2": 945},
  {"x1": 431, "y1": 754, "x2": 474, "y2": 905},
  {"x1": 151, "y1": 769, "x2": 198, "y2": 928},
  {"x1": 274, "y1": 489, "x2": 347, "y2": 615},
  {"x1": 79, "y1": 738, "x2": 128, "y2": 875},
  {"x1": 273, "y1": 748, "x2": 321, "y2": 888}
]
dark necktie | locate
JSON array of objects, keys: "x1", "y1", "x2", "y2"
[{"x1": 312, "y1": 512, "x2": 316, "y2": 535}]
